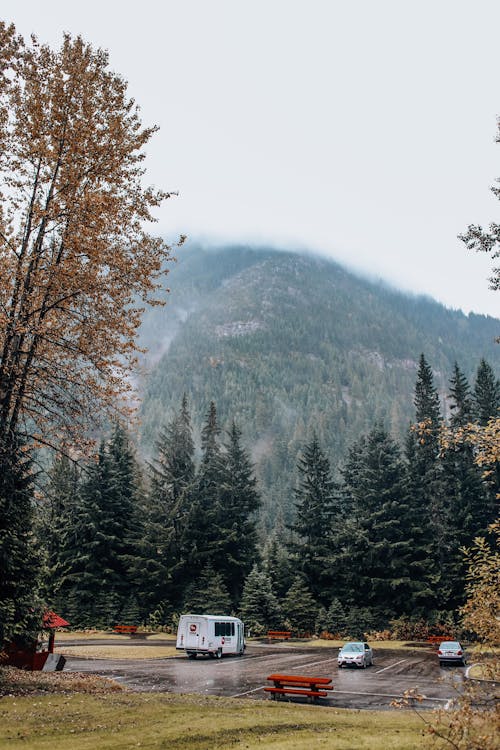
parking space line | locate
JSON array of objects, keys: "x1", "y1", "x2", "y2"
[
  {"x1": 375, "y1": 658, "x2": 408, "y2": 674},
  {"x1": 230, "y1": 685, "x2": 268, "y2": 698},
  {"x1": 331, "y1": 689, "x2": 450, "y2": 702},
  {"x1": 290, "y1": 657, "x2": 338, "y2": 670}
]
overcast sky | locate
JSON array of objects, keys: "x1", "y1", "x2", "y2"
[{"x1": 3, "y1": 0, "x2": 500, "y2": 317}]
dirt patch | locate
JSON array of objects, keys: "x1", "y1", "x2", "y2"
[{"x1": 0, "y1": 665, "x2": 123, "y2": 697}]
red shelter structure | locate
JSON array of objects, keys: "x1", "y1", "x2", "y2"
[{"x1": 4, "y1": 610, "x2": 69, "y2": 670}]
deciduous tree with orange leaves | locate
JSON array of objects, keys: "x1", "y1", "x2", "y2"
[{"x1": 0, "y1": 22, "x2": 178, "y2": 453}]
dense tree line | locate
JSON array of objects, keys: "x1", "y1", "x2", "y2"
[
  {"x1": 38, "y1": 355, "x2": 498, "y2": 637},
  {"x1": 42, "y1": 400, "x2": 260, "y2": 627}
]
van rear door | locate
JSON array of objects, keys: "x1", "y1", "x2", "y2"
[{"x1": 185, "y1": 619, "x2": 200, "y2": 650}]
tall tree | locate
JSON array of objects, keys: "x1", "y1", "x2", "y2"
[
  {"x1": 178, "y1": 402, "x2": 226, "y2": 584},
  {"x1": 287, "y1": 434, "x2": 338, "y2": 604},
  {"x1": 217, "y1": 421, "x2": 261, "y2": 604},
  {"x1": 57, "y1": 428, "x2": 142, "y2": 627},
  {"x1": 0, "y1": 23, "x2": 175, "y2": 452},
  {"x1": 340, "y1": 424, "x2": 433, "y2": 619},
  {"x1": 448, "y1": 362, "x2": 473, "y2": 428},
  {"x1": 281, "y1": 576, "x2": 318, "y2": 635},
  {"x1": 0, "y1": 22, "x2": 176, "y2": 644},
  {"x1": 408, "y1": 356, "x2": 449, "y2": 610},
  {"x1": 473, "y1": 359, "x2": 500, "y2": 426},
  {"x1": 238, "y1": 565, "x2": 282, "y2": 634},
  {"x1": 149, "y1": 394, "x2": 195, "y2": 510},
  {"x1": 41, "y1": 453, "x2": 80, "y2": 611},
  {"x1": 0, "y1": 436, "x2": 43, "y2": 649},
  {"x1": 140, "y1": 396, "x2": 196, "y2": 612}
]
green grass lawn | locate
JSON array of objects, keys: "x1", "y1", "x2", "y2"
[{"x1": 0, "y1": 691, "x2": 430, "y2": 750}]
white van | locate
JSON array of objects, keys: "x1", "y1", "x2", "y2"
[{"x1": 176, "y1": 614, "x2": 245, "y2": 658}]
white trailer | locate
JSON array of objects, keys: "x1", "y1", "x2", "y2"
[{"x1": 176, "y1": 614, "x2": 245, "y2": 658}]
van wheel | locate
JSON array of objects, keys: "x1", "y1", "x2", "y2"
[{"x1": 188, "y1": 653, "x2": 197, "y2": 659}]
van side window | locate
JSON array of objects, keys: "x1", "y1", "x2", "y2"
[{"x1": 214, "y1": 621, "x2": 235, "y2": 636}]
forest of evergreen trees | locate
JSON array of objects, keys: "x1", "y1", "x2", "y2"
[{"x1": 39, "y1": 355, "x2": 499, "y2": 639}]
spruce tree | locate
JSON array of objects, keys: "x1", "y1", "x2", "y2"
[
  {"x1": 58, "y1": 428, "x2": 142, "y2": 627},
  {"x1": 340, "y1": 424, "x2": 432, "y2": 619},
  {"x1": 217, "y1": 421, "x2": 261, "y2": 604},
  {"x1": 179, "y1": 402, "x2": 226, "y2": 583},
  {"x1": 262, "y1": 533, "x2": 294, "y2": 599},
  {"x1": 473, "y1": 359, "x2": 500, "y2": 425},
  {"x1": 142, "y1": 396, "x2": 196, "y2": 613},
  {"x1": 281, "y1": 576, "x2": 318, "y2": 635},
  {"x1": 42, "y1": 453, "x2": 80, "y2": 615},
  {"x1": 238, "y1": 565, "x2": 282, "y2": 634},
  {"x1": 287, "y1": 434, "x2": 339, "y2": 604},
  {"x1": 0, "y1": 437, "x2": 43, "y2": 648},
  {"x1": 448, "y1": 362, "x2": 473, "y2": 428},
  {"x1": 149, "y1": 393, "x2": 195, "y2": 510},
  {"x1": 407, "y1": 355, "x2": 450, "y2": 612},
  {"x1": 182, "y1": 566, "x2": 232, "y2": 615}
]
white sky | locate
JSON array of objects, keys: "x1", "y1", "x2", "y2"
[{"x1": 3, "y1": 0, "x2": 500, "y2": 317}]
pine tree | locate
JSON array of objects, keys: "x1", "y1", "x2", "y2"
[
  {"x1": 281, "y1": 576, "x2": 318, "y2": 635},
  {"x1": 340, "y1": 424, "x2": 432, "y2": 619},
  {"x1": 178, "y1": 402, "x2": 226, "y2": 588},
  {"x1": 287, "y1": 434, "x2": 339, "y2": 604},
  {"x1": 0, "y1": 437, "x2": 43, "y2": 648},
  {"x1": 238, "y1": 565, "x2": 282, "y2": 634},
  {"x1": 448, "y1": 362, "x2": 473, "y2": 428},
  {"x1": 182, "y1": 566, "x2": 232, "y2": 615},
  {"x1": 473, "y1": 359, "x2": 500, "y2": 425},
  {"x1": 414, "y1": 353, "x2": 442, "y2": 456},
  {"x1": 141, "y1": 396, "x2": 196, "y2": 613},
  {"x1": 262, "y1": 533, "x2": 294, "y2": 599},
  {"x1": 216, "y1": 421, "x2": 261, "y2": 604},
  {"x1": 149, "y1": 394, "x2": 195, "y2": 510},
  {"x1": 42, "y1": 453, "x2": 80, "y2": 614},
  {"x1": 57, "y1": 428, "x2": 143, "y2": 627},
  {"x1": 407, "y1": 355, "x2": 450, "y2": 612}
]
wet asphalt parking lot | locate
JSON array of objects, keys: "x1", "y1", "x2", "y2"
[{"x1": 62, "y1": 639, "x2": 467, "y2": 710}]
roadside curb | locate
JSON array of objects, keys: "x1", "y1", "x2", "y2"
[{"x1": 465, "y1": 663, "x2": 498, "y2": 688}]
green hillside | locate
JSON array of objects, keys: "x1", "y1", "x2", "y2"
[{"x1": 137, "y1": 243, "x2": 499, "y2": 527}]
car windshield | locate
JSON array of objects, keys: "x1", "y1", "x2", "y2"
[
  {"x1": 342, "y1": 643, "x2": 363, "y2": 652},
  {"x1": 440, "y1": 642, "x2": 460, "y2": 649}
]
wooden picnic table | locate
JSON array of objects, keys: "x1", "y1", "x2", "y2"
[
  {"x1": 264, "y1": 673, "x2": 334, "y2": 702},
  {"x1": 113, "y1": 625, "x2": 138, "y2": 635},
  {"x1": 267, "y1": 630, "x2": 292, "y2": 641}
]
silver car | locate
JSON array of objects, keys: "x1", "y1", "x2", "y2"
[
  {"x1": 338, "y1": 641, "x2": 373, "y2": 668},
  {"x1": 437, "y1": 641, "x2": 466, "y2": 666}
]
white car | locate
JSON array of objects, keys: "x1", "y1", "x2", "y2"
[
  {"x1": 338, "y1": 641, "x2": 373, "y2": 668},
  {"x1": 437, "y1": 641, "x2": 466, "y2": 667}
]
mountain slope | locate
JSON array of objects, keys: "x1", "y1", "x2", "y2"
[{"x1": 137, "y1": 243, "x2": 499, "y2": 527}]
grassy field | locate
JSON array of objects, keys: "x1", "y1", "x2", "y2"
[{"x1": 0, "y1": 691, "x2": 431, "y2": 749}]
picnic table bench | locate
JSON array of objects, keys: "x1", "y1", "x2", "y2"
[
  {"x1": 113, "y1": 625, "x2": 138, "y2": 635},
  {"x1": 264, "y1": 673, "x2": 333, "y2": 702},
  {"x1": 267, "y1": 630, "x2": 291, "y2": 641},
  {"x1": 427, "y1": 636, "x2": 452, "y2": 646}
]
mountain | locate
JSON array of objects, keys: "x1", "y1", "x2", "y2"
[{"x1": 137, "y1": 242, "x2": 500, "y2": 527}]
